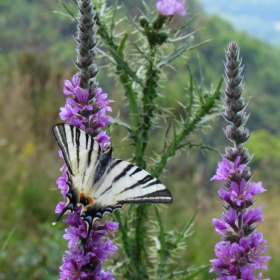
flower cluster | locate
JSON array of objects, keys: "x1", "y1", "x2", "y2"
[
  {"x1": 59, "y1": 74, "x2": 113, "y2": 149},
  {"x1": 58, "y1": 210, "x2": 118, "y2": 280},
  {"x1": 210, "y1": 42, "x2": 270, "y2": 280},
  {"x1": 156, "y1": 0, "x2": 186, "y2": 16}
]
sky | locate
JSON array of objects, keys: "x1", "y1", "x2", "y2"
[{"x1": 198, "y1": 0, "x2": 280, "y2": 46}]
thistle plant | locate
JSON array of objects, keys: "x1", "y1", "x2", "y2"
[
  {"x1": 210, "y1": 42, "x2": 271, "y2": 279},
  {"x1": 55, "y1": 0, "x2": 117, "y2": 278},
  {"x1": 56, "y1": 0, "x2": 222, "y2": 278}
]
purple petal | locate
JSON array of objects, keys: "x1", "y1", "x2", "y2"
[{"x1": 156, "y1": 0, "x2": 186, "y2": 16}]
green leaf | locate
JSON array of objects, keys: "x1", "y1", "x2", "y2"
[
  {"x1": 157, "y1": 37, "x2": 194, "y2": 68},
  {"x1": 118, "y1": 33, "x2": 128, "y2": 57},
  {"x1": 171, "y1": 14, "x2": 199, "y2": 34},
  {"x1": 110, "y1": 117, "x2": 132, "y2": 131},
  {"x1": 142, "y1": 1, "x2": 152, "y2": 18},
  {"x1": 59, "y1": 1, "x2": 76, "y2": 20},
  {"x1": 109, "y1": 1, "x2": 118, "y2": 38},
  {"x1": 96, "y1": 47, "x2": 116, "y2": 64},
  {"x1": 175, "y1": 211, "x2": 197, "y2": 245},
  {"x1": 1, "y1": 228, "x2": 15, "y2": 252},
  {"x1": 53, "y1": 10, "x2": 75, "y2": 19},
  {"x1": 105, "y1": 44, "x2": 144, "y2": 86},
  {"x1": 168, "y1": 30, "x2": 198, "y2": 43}
]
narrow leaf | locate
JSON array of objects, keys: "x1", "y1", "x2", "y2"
[
  {"x1": 60, "y1": 2, "x2": 76, "y2": 20},
  {"x1": 168, "y1": 30, "x2": 198, "y2": 43},
  {"x1": 106, "y1": 45, "x2": 144, "y2": 86},
  {"x1": 109, "y1": 1, "x2": 118, "y2": 37},
  {"x1": 110, "y1": 117, "x2": 132, "y2": 131},
  {"x1": 175, "y1": 211, "x2": 197, "y2": 244},
  {"x1": 1, "y1": 228, "x2": 15, "y2": 252},
  {"x1": 171, "y1": 14, "x2": 199, "y2": 34},
  {"x1": 118, "y1": 33, "x2": 128, "y2": 57},
  {"x1": 157, "y1": 37, "x2": 194, "y2": 68}
]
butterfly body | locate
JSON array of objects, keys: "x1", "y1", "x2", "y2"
[{"x1": 52, "y1": 124, "x2": 172, "y2": 236}]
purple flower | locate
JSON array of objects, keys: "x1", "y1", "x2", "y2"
[
  {"x1": 66, "y1": 115, "x2": 86, "y2": 130},
  {"x1": 59, "y1": 103, "x2": 80, "y2": 121},
  {"x1": 56, "y1": 171, "x2": 68, "y2": 198},
  {"x1": 55, "y1": 201, "x2": 66, "y2": 214},
  {"x1": 95, "y1": 87, "x2": 113, "y2": 112},
  {"x1": 243, "y1": 207, "x2": 264, "y2": 225},
  {"x1": 247, "y1": 232, "x2": 271, "y2": 270},
  {"x1": 229, "y1": 180, "x2": 266, "y2": 206},
  {"x1": 212, "y1": 218, "x2": 229, "y2": 237},
  {"x1": 211, "y1": 156, "x2": 246, "y2": 182},
  {"x1": 96, "y1": 131, "x2": 111, "y2": 149},
  {"x1": 66, "y1": 88, "x2": 93, "y2": 111},
  {"x1": 63, "y1": 74, "x2": 81, "y2": 95},
  {"x1": 156, "y1": 0, "x2": 186, "y2": 16},
  {"x1": 89, "y1": 108, "x2": 111, "y2": 128}
]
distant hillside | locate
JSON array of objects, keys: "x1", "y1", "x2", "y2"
[{"x1": 198, "y1": 0, "x2": 280, "y2": 46}]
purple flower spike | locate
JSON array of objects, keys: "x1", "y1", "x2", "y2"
[
  {"x1": 58, "y1": 209, "x2": 118, "y2": 279},
  {"x1": 55, "y1": 1, "x2": 116, "y2": 279},
  {"x1": 210, "y1": 42, "x2": 270, "y2": 279},
  {"x1": 156, "y1": 0, "x2": 186, "y2": 16}
]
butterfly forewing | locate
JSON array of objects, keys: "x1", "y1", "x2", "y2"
[{"x1": 53, "y1": 124, "x2": 101, "y2": 176}]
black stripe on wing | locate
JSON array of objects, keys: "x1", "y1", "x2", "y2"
[
  {"x1": 112, "y1": 164, "x2": 135, "y2": 183},
  {"x1": 53, "y1": 124, "x2": 102, "y2": 177},
  {"x1": 74, "y1": 127, "x2": 81, "y2": 171},
  {"x1": 52, "y1": 124, "x2": 74, "y2": 175},
  {"x1": 94, "y1": 159, "x2": 123, "y2": 192},
  {"x1": 110, "y1": 161, "x2": 173, "y2": 204},
  {"x1": 116, "y1": 175, "x2": 160, "y2": 194},
  {"x1": 118, "y1": 189, "x2": 172, "y2": 204}
]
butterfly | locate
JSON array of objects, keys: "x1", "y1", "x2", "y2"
[{"x1": 52, "y1": 123, "x2": 172, "y2": 236}]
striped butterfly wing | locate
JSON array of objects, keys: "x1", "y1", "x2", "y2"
[
  {"x1": 52, "y1": 124, "x2": 103, "y2": 220},
  {"x1": 52, "y1": 124, "x2": 172, "y2": 237},
  {"x1": 53, "y1": 123, "x2": 101, "y2": 177},
  {"x1": 109, "y1": 159, "x2": 172, "y2": 204}
]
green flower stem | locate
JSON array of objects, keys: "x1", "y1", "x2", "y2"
[{"x1": 95, "y1": 13, "x2": 143, "y2": 160}]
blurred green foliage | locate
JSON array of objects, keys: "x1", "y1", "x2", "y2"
[{"x1": 0, "y1": 0, "x2": 279, "y2": 279}]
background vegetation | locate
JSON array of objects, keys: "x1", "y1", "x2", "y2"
[{"x1": 0, "y1": 0, "x2": 279, "y2": 279}]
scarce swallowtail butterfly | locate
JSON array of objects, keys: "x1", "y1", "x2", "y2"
[{"x1": 52, "y1": 124, "x2": 172, "y2": 236}]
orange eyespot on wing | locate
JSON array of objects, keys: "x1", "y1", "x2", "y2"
[{"x1": 80, "y1": 192, "x2": 94, "y2": 206}]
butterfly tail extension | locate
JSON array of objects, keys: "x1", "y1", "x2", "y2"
[{"x1": 52, "y1": 196, "x2": 76, "y2": 226}]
